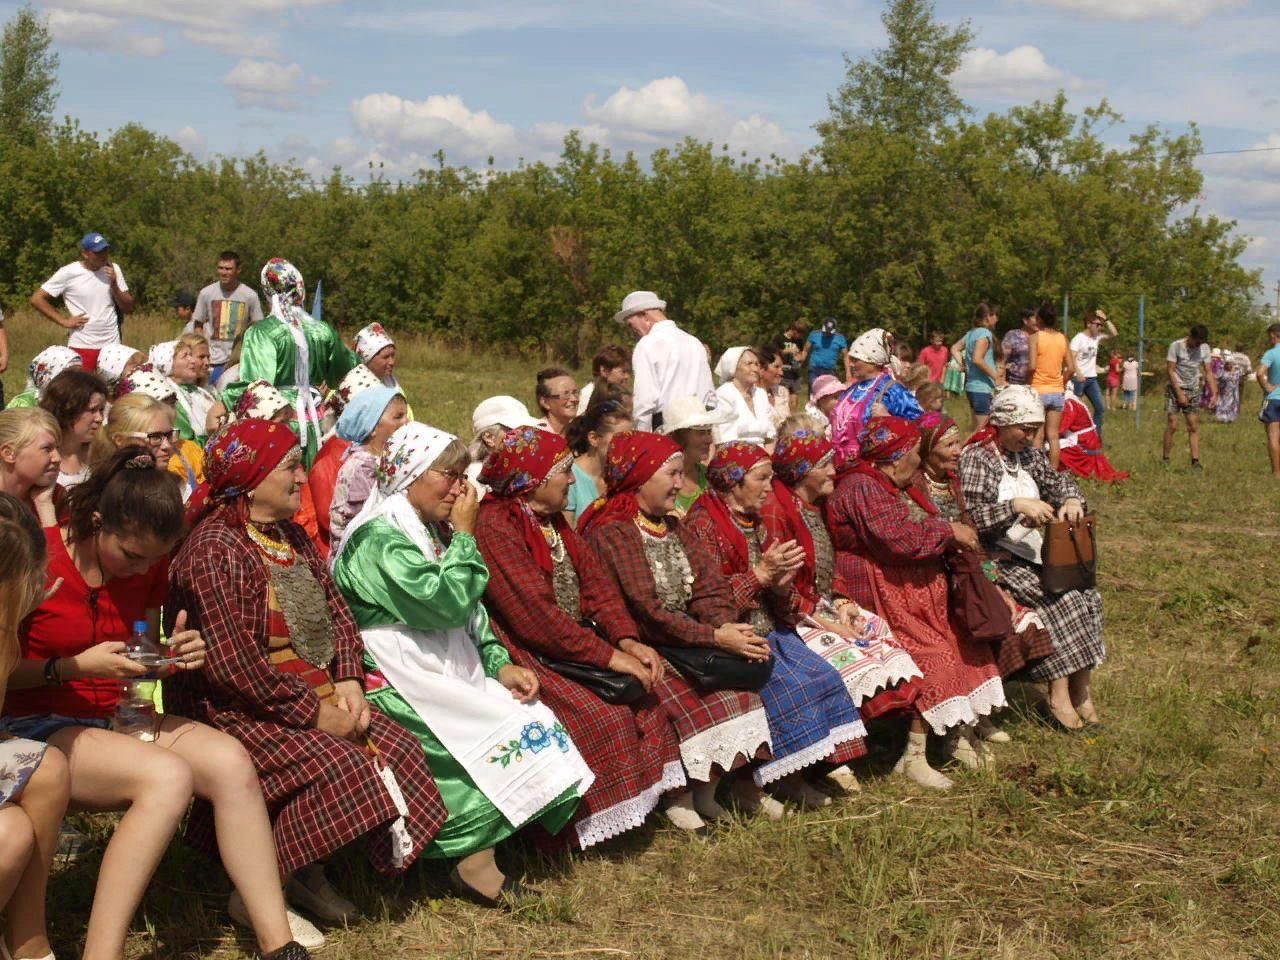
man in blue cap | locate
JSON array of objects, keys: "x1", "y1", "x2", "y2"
[{"x1": 30, "y1": 231, "x2": 135, "y2": 370}]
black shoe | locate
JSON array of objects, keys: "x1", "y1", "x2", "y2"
[
  {"x1": 448, "y1": 866, "x2": 538, "y2": 909},
  {"x1": 262, "y1": 942, "x2": 311, "y2": 960},
  {"x1": 1191, "y1": 460, "x2": 1203, "y2": 470}
]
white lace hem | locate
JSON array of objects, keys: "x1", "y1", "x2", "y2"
[
  {"x1": 845, "y1": 653, "x2": 923, "y2": 704},
  {"x1": 573, "y1": 761, "x2": 687, "y2": 849},
  {"x1": 920, "y1": 675, "x2": 1008, "y2": 735},
  {"x1": 679, "y1": 707, "x2": 771, "y2": 783},
  {"x1": 752, "y1": 718, "x2": 868, "y2": 786}
]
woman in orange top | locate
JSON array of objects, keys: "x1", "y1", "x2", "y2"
[{"x1": 1027, "y1": 301, "x2": 1076, "y2": 468}]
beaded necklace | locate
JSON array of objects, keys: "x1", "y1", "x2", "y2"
[{"x1": 247, "y1": 521, "x2": 295, "y2": 565}]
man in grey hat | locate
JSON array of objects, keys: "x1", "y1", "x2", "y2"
[{"x1": 615, "y1": 290, "x2": 716, "y2": 431}]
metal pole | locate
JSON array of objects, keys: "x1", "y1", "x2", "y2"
[
  {"x1": 1063, "y1": 292, "x2": 1070, "y2": 336},
  {"x1": 1137, "y1": 293, "x2": 1145, "y2": 432}
]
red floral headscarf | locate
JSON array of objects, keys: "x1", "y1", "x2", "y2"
[
  {"x1": 187, "y1": 419, "x2": 299, "y2": 528},
  {"x1": 705, "y1": 441, "x2": 769, "y2": 493},
  {"x1": 771, "y1": 430, "x2": 833, "y2": 488},
  {"x1": 577, "y1": 430, "x2": 681, "y2": 535},
  {"x1": 477, "y1": 427, "x2": 577, "y2": 572},
  {"x1": 917, "y1": 412, "x2": 960, "y2": 462},
  {"x1": 857, "y1": 416, "x2": 921, "y2": 464}
]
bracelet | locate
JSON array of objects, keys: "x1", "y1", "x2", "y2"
[{"x1": 42, "y1": 656, "x2": 62, "y2": 686}]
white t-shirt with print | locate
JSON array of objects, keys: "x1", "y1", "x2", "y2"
[
  {"x1": 1070, "y1": 331, "x2": 1103, "y2": 379},
  {"x1": 41, "y1": 261, "x2": 128, "y2": 349}
]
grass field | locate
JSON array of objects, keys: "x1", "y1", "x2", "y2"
[{"x1": 7, "y1": 312, "x2": 1280, "y2": 959}]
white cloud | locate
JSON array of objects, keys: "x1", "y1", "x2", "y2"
[
  {"x1": 223, "y1": 59, "x2": 322, "y2": 109},
  {"x1": 173, "y1": 125, "x2": 207, "y2": 158},
  {"x1": 350, "y1": 93, "x2": 520, "y2": 164},
  {"x1": 954, "y1": 45, "x2": 1087, "y2": 97},
  {"x1": 585, "y1": 77, "x2": 722, "y2": 139},
  {"x1": 46, "y1": 9, "x2": 164, "y2": 56},
  {"x1": 42, "y1": 0, "x2": 339, "y2": 58},
  {"x1": 1027, "y1": 0, "x2": 1246, "y2": 26}
]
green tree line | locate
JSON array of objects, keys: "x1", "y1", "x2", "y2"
[{"x1": 0, "y1": 1, "x2": 1263, "y2": 362}]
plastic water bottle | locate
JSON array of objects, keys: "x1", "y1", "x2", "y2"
[{"x1": 113, "y1": 621, "x2": 157, "y2": 741}]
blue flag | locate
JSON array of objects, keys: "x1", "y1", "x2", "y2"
[{"x1": 311, "y1": 279, "x2": 324, "y2": 323}]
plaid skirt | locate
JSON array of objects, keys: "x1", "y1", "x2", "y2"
[
  {"x1": 998, "y1": 558, "x2": 1105, "y2": 681},
  {"x1": 993, "y1": 606, "x2": 1058, "y2": 679},
  {"x1": 753, "y1": 631, "x2": 868, "y2": 786},
  {"x1": 186, "y1": 710, "x2": 445, "y2": 877},
  {"x1": 650, "y1": 665, "x2": 772, "y2": 783},
  {"x1": 505, "y1": 643, "x2": 686, "y2": 849}
]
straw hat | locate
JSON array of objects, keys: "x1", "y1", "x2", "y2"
[{"x1": 659, "y1": 396, "x2": 733, "y2": 434}]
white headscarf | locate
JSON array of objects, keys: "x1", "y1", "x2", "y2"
[
  {"x1": 849, "y1": 328, "x2": 894, "y2": 366},
  {"x1": 148, "y1": 341, "x2": 178, "y2": 376},
  {"x1": 96, "y1": 344, "x2": 140, "y2": 389},
  {"x1": 989, "y1": 385, "x2": 1045, "y2": 425},
  {"x1": 353, "y1": 323, "x2": 395, "y2": 363},
  {"x1": 714, "y1": 346, "x2": 751, "y2": 383},
  {"x1": 25, "y1": 346, "x2": 82, "y2": 395},
  {"x1": 119, "y1": 369, "x2": 177, "y2": 403},
  {"x1": 330, "y1": 421, "x2": 455, "y2": 565}
]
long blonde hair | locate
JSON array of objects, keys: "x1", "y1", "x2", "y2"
[
  {"x1": 92, "y1": 393, "x2": 171, "y2": 465},
  {"x1": 0, "y1": 408, "x2": 61, "y2": 469},
  {"x1": 0, "y1": 493, "x2": 48, "y2": 705}
]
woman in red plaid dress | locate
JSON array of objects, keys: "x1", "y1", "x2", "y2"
[
  {"x1": 476, "y1": 427, "x2": 691, "y2": 838},
  {"x1": 825, "y1": 417, "x2": 1006, "y2": 791},
  {"x1": 580, "y1": 432, "x2": 773, "y2": 825},
  {"x1": 167, "y1": 420, "x2": 446, "y2": 926}
]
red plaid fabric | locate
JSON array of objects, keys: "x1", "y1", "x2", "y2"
[
  {"x1": 684, "y1": 506, "x2": 804, "y2": 627},
  {"x1": 585, "y1": 517, "x2": 771, "y2": 775},
  {"x1": 476, "y1": 506, "x2": 683, "y2": 844},
  {"x1": 759, "y1": 488, "x2": 818, "y2": 616},
  {"x1": 167, "y1": 515, "x2": 446, "y2": 874}
]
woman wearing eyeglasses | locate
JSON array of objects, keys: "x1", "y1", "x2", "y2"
[
  {"x1": 93, "y1": 393, "x2": 209, "y2": 503},
  {"x1": 534, "y1": 368, "x2": 579, "y2": 436}
]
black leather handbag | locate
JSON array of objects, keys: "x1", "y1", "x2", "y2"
[
  {"x1": 536, "y1": 618, "x2": 647, "y2": 705},
  {"x1": 656, "y1": 645, "x2": 774, "y2": 692}
]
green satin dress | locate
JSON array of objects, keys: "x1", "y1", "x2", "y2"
[
  {"x1": 333, "y1": 520, "x2": 580, "y2": 859},
  {"x1": 224, "y1": 313, "x2": 357, "y2": 465},
  {"x1": 5, "y1": 390, "x2": 36, "y2": 410}
]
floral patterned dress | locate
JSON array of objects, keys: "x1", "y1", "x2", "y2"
[{"x1": 0, "y1": 737, "x2": 46, "y2": 804}]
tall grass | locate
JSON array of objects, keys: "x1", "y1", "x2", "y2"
[{"x1": 9, "y1": 312, "x2": 1280, "y2": 958}]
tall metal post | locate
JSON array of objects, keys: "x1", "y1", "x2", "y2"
[
  {"x1": 1137, "y1": 293, "x2": 1145, "y2": 431},
  {"x1": 1063, "y1": 292, "x2": 1070, "y2": 336}
]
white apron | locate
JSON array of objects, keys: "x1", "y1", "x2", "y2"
[{"x1": 995, "y1": 455, "x2": 1044, "y2": 564}]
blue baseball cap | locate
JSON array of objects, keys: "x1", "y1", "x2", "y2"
[{"x1": 80, "y1": 232, "x2": 110, "y2": 252}]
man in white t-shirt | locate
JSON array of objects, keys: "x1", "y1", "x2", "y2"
[
  {"x1": 1069, "y1": 308, "x2": 1117, "y2": 439},
  {"x1": 1163, "y1": 323, "x2": 1217, "y2": 469},
  {"x1": 616, "y1": 290, "x2": 717, "y2": 432},
  {"x1": 30, "y1": 232, "x2": 135, "y2": 371},
  {"x1": 185, "y1": 249, "x2": 264, "y2": 382}
]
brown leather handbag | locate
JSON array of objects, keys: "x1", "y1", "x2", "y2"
[{"x1": 1041, "y1": 515, "x2": 1097, "y2": 593}]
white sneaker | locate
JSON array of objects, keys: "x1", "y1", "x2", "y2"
[
  {"x1": 286, "y1": 866, "x2": 358, "y2": 924},
  {"x1": 227, "y1": 890, "x2": 325, "y2": 950}
]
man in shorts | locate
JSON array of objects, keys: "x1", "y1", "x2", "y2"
[
  {"x1": 1163, "y1": 323, "x2": 1217, "y2": 469},
  {"x1": 1256, "y1": 322, "x2": 1280, "y2": 477}
]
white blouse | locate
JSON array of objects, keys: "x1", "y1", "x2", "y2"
[{"x1": 714, "y1": 382, "x2": 777, "y2": 446}]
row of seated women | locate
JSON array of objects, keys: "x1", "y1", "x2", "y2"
[{"x1": 0, "y1": 382, "x2": 1104, "y2": 960}]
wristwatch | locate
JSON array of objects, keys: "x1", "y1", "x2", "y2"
[{"x1": 42, "y1": 657, "x2": 62, "y2": 686}]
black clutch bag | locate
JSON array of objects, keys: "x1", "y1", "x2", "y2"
[
  {"x1": 535, "y1": 618, "x2": 647, "y2": 705},
  {"x1": 656, "y1": 644, "x2": 774, "y2": 692}
]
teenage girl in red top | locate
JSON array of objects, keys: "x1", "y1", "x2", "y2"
[{"x1": 3, "y1": 447, "x2": 310, "y2": 960}]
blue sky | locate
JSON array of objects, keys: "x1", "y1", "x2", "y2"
[{"x1": 6, "y1": 0, "x2": 1279, "y2": 303}]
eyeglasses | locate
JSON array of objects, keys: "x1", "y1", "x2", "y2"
[
  {"x1": 124, "y1": 429, "x2": 178, "y2": 446},
  {"x1": 429, "y1": 468, "x2": 468, "y2": 488}
]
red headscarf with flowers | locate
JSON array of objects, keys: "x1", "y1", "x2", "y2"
[
  {"x1": 576, "y1": 430, "x2": 681, "y2": 535},
  {"x1": 186, "y1": 419, "x2": 299, "y2": 528},
  {"x1": 689, "y1": 441, "x2": 771, "y2": 576},
  {"x1": 768, "y1": 430, "x2": 835, "y2": 601},
  {"x1": 851, "y1": 415, "x2": 936, "y2": 515},
  {"x1": 477, "y1": 426, "x2": 578, "y2": 572}
]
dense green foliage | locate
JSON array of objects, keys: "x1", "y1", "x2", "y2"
[{"x1": 0, "y1": 1, "x2": 1263, "y2": 362}]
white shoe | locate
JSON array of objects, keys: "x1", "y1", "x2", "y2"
[
  {"x1": 730, "y1": 779, "x2": 788, "y2": 820},
  {"x1": 894, "y1": 732, "x2": 953, "y2": 791},
  {"x1": 977, "y1": 717, "x2": 1011, "y2": 743},
  {"x1": 946, "y1": 729, "x2": 982, "y2": 770},
  {"x1": 662, "y1": 794, "x2": 708, "y2": 832},
  {"x1": 228, "y1": 890, "x2": 325, "y2": 950},
  {"x1": 0, "y1": 939, "x2": 54, "y2": 960},
  {"x1": 769, "y1": 775, "x2": 832, "y2": 809},
  {"x1": 826, "y1": 764, "x2": 861, "y2": 794},
  {"x1": 286, "y1": 866, "x2": 358, "y2": 924}
]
